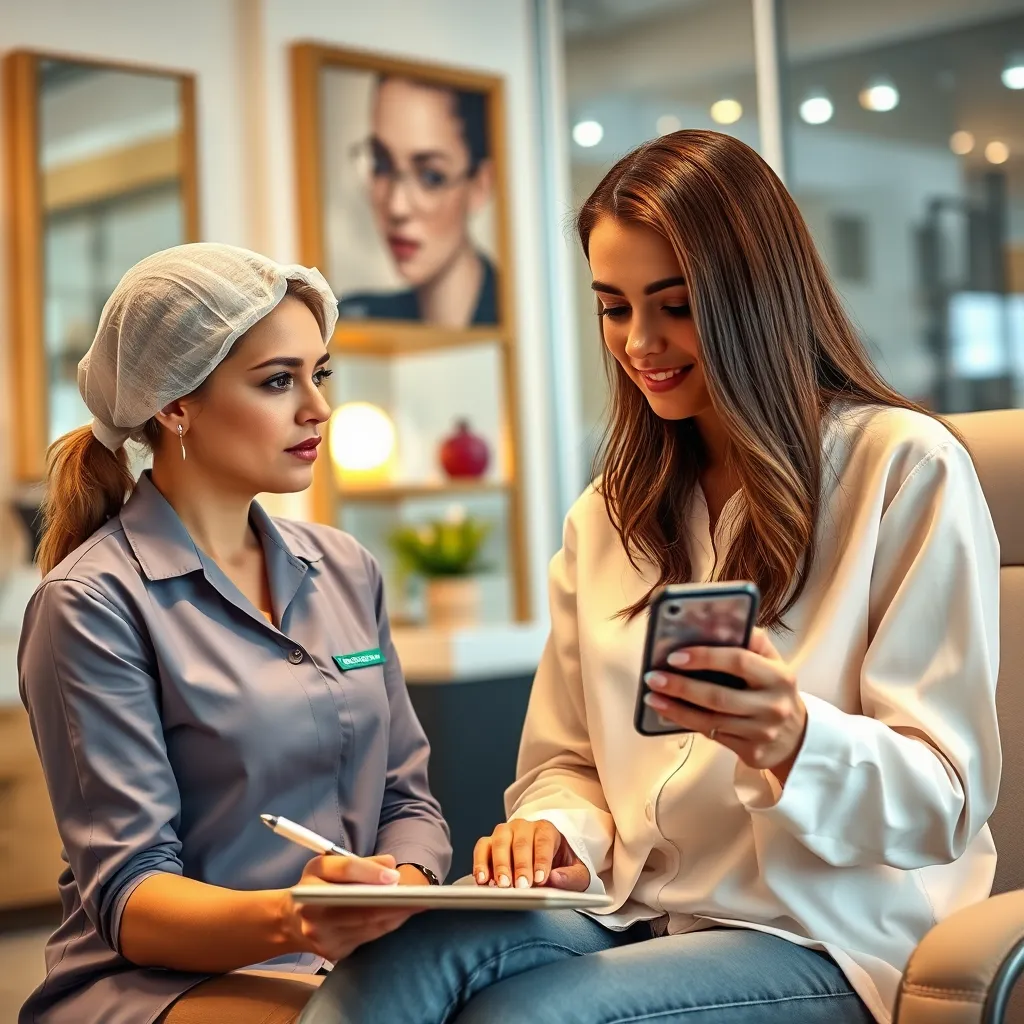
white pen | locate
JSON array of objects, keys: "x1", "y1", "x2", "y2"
[{"x1": 260, "y1": 813, "x2": 355, "y2": 858}]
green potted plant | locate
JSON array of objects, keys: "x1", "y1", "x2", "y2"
[{"x1": 388, "y1": 508, "x2": 491, "y2": 629}]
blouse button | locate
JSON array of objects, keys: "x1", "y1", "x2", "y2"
[
  {"x1": 288, "y1": 649, "x2": 304, "y2": 665},
  {"x1": 644, "y1": 801, "x2": 654, "y2": 822}
]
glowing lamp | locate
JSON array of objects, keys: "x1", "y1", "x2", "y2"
[{"x1": 329, "y1": 402, "x2": 396, "y2": 486}]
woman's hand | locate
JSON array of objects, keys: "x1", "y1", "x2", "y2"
[
  {"x1": 643, "y1": 628, "x2": 807, "y2": 784},
  {"x1": 282, "y1": 853, "x2": 420, "y2": 962},
  {"x1": 473, "y1": 819, "x2": 591, "y2": 890}
]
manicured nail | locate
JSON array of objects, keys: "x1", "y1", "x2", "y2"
[
  {"x1": 475, "y1": 870, "x2": 487, "y2": 884},
  {"x1": 516, "y1": 876, "x2": 530, "y2": 889},
  {"x1": 645, "y1": 671, "x2": 667, "y2": 689},
  {"x1": 535, "y1": 870, "x2": 546, "y2": 884},
  {"x1": 667, "y1": 651, "x2": 690, "y2": 667},
  {"x1": 380, "y1": 868, "x2": 401, "y2": 883},
  {"x1": 644, "y1": 693, "x2": 669, "y2": 710},
  {"x1": 497, "y1": 873, "x2": 510, "y2": 888}
]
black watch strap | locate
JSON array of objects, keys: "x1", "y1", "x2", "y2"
[{"x1": 398, "y1": 862, "x2": 440, "y2": 885}]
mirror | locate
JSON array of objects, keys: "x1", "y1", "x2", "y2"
[{"x1": 4, "y1": 52, "x2": 198, "y2": 481}]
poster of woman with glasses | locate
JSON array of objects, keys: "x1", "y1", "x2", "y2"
[{"x1": 319, "y1": 60, "x2": 502, "y2": 331}]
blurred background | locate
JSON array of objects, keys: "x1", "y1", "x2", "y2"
[{"x1": 1, "y1": 0, "x2": 1022, "y2": 1014}]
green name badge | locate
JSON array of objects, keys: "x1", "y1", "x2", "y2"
[{"x1": 333, "y1": 649, "x2": 386, "y2": 672}]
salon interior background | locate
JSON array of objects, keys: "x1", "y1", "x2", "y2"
[{"x1": 3, "y1": 0, "x2": 1024, "y2": 574}]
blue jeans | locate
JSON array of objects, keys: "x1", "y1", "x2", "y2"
[{"x1": 299, "y1": 910, "x2": 875, "y2": 1024}]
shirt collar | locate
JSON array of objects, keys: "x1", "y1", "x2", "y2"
[{"x1": 120, "y1": 472, "x2": 322, "y2": 581}]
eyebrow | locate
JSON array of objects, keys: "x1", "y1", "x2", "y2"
[
  {"x1": 249, "y1": 353, "x2": 331, "y2": 371},
  {"x1": 591, "y1": 276, "x2": 687, "y2": 296}
]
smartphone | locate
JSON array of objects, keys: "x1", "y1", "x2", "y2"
[{"x1": 634, "y1": 582, "x2": 760, "y2": 736}]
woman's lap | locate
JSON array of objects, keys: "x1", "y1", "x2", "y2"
[{"x1": 299, "y1": 910, "x2": 873, "y2": 1024}]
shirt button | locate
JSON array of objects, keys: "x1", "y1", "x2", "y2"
[
  {"x1": 644, "y1": 801, "x2": 654, "y2": 822},
  {"x1": 288, "y1": 649, "x2": 304, "y2": 665}
]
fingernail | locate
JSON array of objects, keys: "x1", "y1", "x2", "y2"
[
  {"x1": 645, "y1": 671, "x2": 667, "y2": 689},
  {"x1": 667, "y1": 651, "x2": 690, "y2": 667},
  {"x1": 535, "y1": 870, "x2": 546, "y2": 884},
  {"x1": 497, "y1": 873, "x2": 510, "y2": 888},
  {"x1": 380, "y1": 868, "x2": 401, "y2": 883},
  {"x1": 516, "y1": 876, "x2": 530, "y2": 889},
  {"x1": 488, "y1": 879, "x2": 496, "y2": 887},
  {"x1": 475, "y1": 870, "x2": 487, "y2": 884},
  {"x1": 644, "y1": 693, "x2": 669, "y2": 710}
]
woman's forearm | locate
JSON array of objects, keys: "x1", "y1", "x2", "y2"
[{"x1": 119, "y1": 872, "x2": 300, "y2": 972}]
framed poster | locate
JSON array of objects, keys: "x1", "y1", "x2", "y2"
[{"x1": 292, "y1": 43, "x2": 512, "y2": 345}]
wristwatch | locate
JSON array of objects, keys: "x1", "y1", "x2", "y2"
[{"x1": 398, "y1": 862, "x2": 440, "y2": 885}]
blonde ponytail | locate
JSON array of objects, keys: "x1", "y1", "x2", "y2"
[{"x1": 37, "y1": 426, "x2": 136, "y2": 575}]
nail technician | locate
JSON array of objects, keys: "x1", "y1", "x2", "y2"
[{"x1": 17, "y1": 243, "x2": 451, "y2": 1024}]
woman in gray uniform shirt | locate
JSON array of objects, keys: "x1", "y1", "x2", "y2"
[{"x1": 17, "y1": 243, "x2": 451, "y2": 1024}]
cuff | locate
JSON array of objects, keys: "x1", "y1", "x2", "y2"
[
  {"x1": 509, "y1": 809, "x2": 609, "y2": 896},
  {"x1": 377, "y1": 817, "x2": 452, "y2": 884},
  {"x1": 734, "y1": 692, "x2": 853, "y2": 831},
  {"x1": 109, "y1": 869, "x2": 165, "y2": 954}
]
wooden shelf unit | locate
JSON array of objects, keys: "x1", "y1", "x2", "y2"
[{"x1": 291, "y1": 42, "x2": 530, "y2": 622}]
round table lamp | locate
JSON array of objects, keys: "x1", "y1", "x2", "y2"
[{"x1": 329, "y1": 401, "x2": 396, "y2": 486}]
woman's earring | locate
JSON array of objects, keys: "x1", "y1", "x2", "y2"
[{"x1": 178, "y1": 424, "x2": 186, "y2": 462}]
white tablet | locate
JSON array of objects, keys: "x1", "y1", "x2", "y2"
[{"x1": 290, "y1": 884, "x2": 613, "y2": 911}]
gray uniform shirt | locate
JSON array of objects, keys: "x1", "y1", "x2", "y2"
[{"x1": 17, "y1": 473, "x2": 452, "y2": 1024}]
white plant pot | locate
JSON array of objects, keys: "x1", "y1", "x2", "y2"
[{"x1": 424, "y1": 577, "x2": 480, "y2": 630}]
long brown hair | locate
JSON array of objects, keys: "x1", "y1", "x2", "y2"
[
  {"x1": 37, "y1": 279, "x2": 327, "y2": 575},
  {"x1": 579, "y1": 130, "x2": 957, "y2": 628}
]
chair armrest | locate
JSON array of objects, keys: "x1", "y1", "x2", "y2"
[{"x1": 896, "y1": 890, "x2": 1024, "y2": 1024}]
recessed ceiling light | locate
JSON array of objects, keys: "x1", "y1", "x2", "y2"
[
  {"x1": 799, "y1": 94, "x2": 834, "y2": 125},
  {"x1": 859, "y1": 78, "x2": 899, "y2": 112},
  {"x1": 949, "y1": 130, "x2": 975, "y2": 156},
  {"x1": 1002, "y1": 55, "x2": 1024, "y2": 90},
  {"x1": 985, "y1": 140, "x2": 1010, "y2": 164},
  {"x1": 572, "y1": 120, "x2": 604, "y2": 148},
  {"x1": 710, "y1": 99, "x2": 742, "y2": 125},
  {"x1": 656, "y1": 114, "x2": 682, "y2": 136}
]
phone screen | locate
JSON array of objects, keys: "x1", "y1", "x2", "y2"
[{"x1": 635, "y1": 585, "x2": 758, "y2": 736}]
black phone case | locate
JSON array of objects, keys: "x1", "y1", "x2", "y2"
[{"x1": 633, "y1": 583, "x2": 760, "y2": 737}]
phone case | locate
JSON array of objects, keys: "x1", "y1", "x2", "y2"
[{"x1": 634, "y1": 582, "x2": 760, "y2": 736}]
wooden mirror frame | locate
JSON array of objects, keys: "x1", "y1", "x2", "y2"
[{"x1": 3, "y1": 50, "x2": 199, "y2": 482}]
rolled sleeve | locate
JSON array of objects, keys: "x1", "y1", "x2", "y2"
[
  {"x1": 18, "y1": 579, "x2": 185, "y2": 951},
  {"x1": 364, "y1": 555, "x2": 452, "y2": 882}
]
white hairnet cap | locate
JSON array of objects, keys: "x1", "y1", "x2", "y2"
[{"x1": 78, "y1": 242, "x2": 339, "y2": 451}]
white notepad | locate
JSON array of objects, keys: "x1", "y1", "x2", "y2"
[{"x1": 290, "y1": 884, "x2": 613, "y2": 911}]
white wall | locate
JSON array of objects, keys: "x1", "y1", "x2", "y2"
[{"x1": 0, "y1": 0, "x2": 558, "y2": 674}]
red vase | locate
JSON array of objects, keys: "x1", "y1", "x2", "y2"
[{"x1": 439, "y1": 419, "x2": 490, "y2": 479}]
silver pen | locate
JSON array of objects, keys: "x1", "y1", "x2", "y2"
[{"x1": 260, "y1": 813, "x2": 354, "y2": 858}]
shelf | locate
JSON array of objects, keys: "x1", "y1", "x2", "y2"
[
  {"x1": 330, "y1": 325, "x2": 512, "y2": 356},
  {"x1": 337, "y1": 480, "x2": 511, "y2": 503}
]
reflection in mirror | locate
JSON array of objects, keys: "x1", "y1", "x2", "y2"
[{"x1": 38, "y1": 60, "x2": 189, "y2": 445}]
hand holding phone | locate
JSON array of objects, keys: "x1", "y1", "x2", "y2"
[{"x1": 634, "y1": 582, "x2": 759, "y2": 736}]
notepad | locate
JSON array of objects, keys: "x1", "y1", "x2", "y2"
[{"x1": 290, "y1": 884, "x2": 613, "y2": 911}]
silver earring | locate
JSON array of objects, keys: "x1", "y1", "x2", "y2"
[{"x1": 178, "y1": 424, "x2": 186, "y2": 462}]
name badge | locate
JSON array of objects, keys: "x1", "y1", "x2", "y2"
[{"x1": 333, "y1": 649, "x2": 386, "y2": 672}]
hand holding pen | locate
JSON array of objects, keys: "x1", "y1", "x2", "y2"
[{"x1": 262, "y1": 812, "x2": 419, "y2": 961}]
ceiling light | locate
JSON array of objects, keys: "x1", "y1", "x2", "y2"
[
  {"x1": 656, "y1": 114, "x2": 682, "y2": 135},
  {"x1": 1002, "y1": 55, "x2": 1024, "y2": 89},
  {"x1": 710, "y1": 98, "x2": 742, "y2": 125},
  {"x1": 799, "y1": 94, "x2": 834, "y2": 125},
  {"x1": 858, "y1": 78, "x2": 899, "y2": 112},
  {"x1": 985, "y1": 140, "x2": 1010, "y2": 164},
  {"x1": 572, "y1": 120, "x2": 604, "y2": 147},
  {"x1": 949, "y1": 130, "x2": 975, "y2": 155}
]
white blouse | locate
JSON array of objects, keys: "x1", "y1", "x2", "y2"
[{"x1": 506, "y1": 403, "x2": 1001, "y2": 1024}]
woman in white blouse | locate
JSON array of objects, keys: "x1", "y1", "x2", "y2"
[{"x1": 304, "y1": 130, "x2": 1000, "y2": 1024}]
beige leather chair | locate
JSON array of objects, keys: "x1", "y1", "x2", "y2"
[{"x1": 896, "y1": 409, "x2": 1024, "y2": 1024}]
